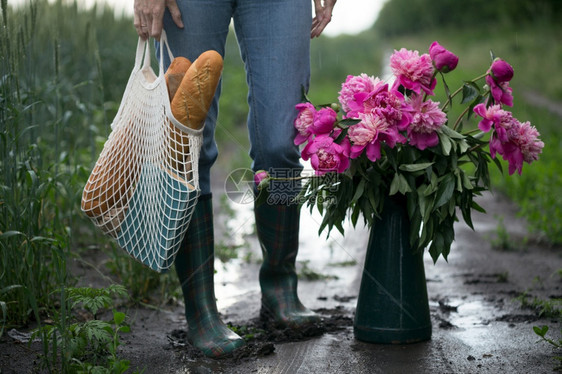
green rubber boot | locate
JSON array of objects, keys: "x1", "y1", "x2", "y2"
[
  {"x1": 254, "y1": 202, "x2": 320, "y2": 329},
  {"x1": 174, "y1": 194, "x2": 245, "y2": 357}
]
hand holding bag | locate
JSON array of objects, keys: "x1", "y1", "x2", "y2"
[{"x1": 81, "y1": 31, "x2": 203, "y2": 273}]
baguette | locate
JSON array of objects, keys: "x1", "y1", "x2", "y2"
[
  {"x1": 171, "y1": 50, "x2": 223, "y2": 130},
  {"x1": 165, "y1": 56, "x2": 192, "y2": 101},
  {"x1": 169, "y1": 51, "x2": 223, "y2": 173},
  {"x1": 82, "y1": 129, "x2": 138, "y2": 220}
]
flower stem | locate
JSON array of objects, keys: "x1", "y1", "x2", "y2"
[
  {"x1": 452, "y1": 105, "x2": 471, "y2": 130},
  {"x1": 468, "y1": 143, "x2": 485, "y2": 153},
  {"x1": 463, "y1": 128, "x2": 483, "y2": 136},
  {"x1": 270, "y1": 175, "x2": 312, "y2": 181},
  {"x1": 441, "y1": 72, "x2": 489, "y2": 111}
]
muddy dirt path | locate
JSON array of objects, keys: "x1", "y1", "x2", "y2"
[
  {"x1": 1, "y1": 187, "x2": 561, "y2": 373},
  {"x1": 127, "y1": 189, "x2": 561, "y2": 373}
]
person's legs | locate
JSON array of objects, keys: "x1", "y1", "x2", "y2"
[
  {"x1": 234, "y1": 0, "x2": 320, "y2": 328},
  {"x1": 233, "y1": 0, "x2": 310, "y2": 183},
  {"x1": 163, "y1": 1, "x2": 244, "y2": 357},
  {"x1": 163, "y1": 0, "x2": 234, "y2": 196}
]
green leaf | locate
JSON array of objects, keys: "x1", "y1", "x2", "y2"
[
  {"x1": 458, "y1": 139, "x2": 470, "y2": 154},
  {"x1": 439, "y1": 132, "x2": 452, "y2": 156},
  {"x1": 1, "y1": 285, "x2": 23, "y2": 295},
  {"x1": 461, "y1": 171, "x2": 473, "y2": 190},
  {"x1": 533, "y1": 325, "x2": 549, "y2": 338},
  {"x1": 351, "y1": 204, "x2": 361, "y2": 227},
  {"x1": 257, "y1": 177, "x2": 270, "y2": 192},
  {"x1": 441, "y1": 71, "x2": 452, "y2": 106},
  {"x1": 434, "y1": 174, "x2": 455, "y2": 209},
  {"x1": 26, "y1": 170, "x2": 38, "y2": 188},
  {"x1": 455, "y1": 170, "x2": 463, "y2": 193},
  {"x1": 418, "y1": 193, "x2": 433, "y2": 223},
  {"x1": 389, "y1": 173, "x2": 401, "y2": 196},
  {"x1": 113, "y1": 311, "x2": 126, "y2": 325},
  {"x1": 461, "y1": 82, "x2": 480, "y2": 104},
  {"x1": 30, "y1": 236, "x2": 54, "y2": 243},
  {"x1": 398, "y1": 174, "x2": 412, "y2": 194},
  {"x1": 334, "y1": 128, "x2": 349, "y2": 143},
  {"x1": 421, "y1": 183, "x2": 435, "y2": 197},
  {"x1": 352, "y1": 178, "x2": 366, "y2": 202},
  {"x1": 429, "y1": 232, "x2": 444, "y2": 263},
  {"x1": 440, "y1": 125, "x2": 465, "y2": 139},
  {"x1": 301, "y1": 85, "x2": 311, "y2": 103},
  {"x1": 119, "y1": 325, "x2": 131, "y2": 333},
  {"x1": 398, "y1": 162, "x2": 434, "y2": 173},
  {"x1": 338, "y1": 118, "x2": 361, "y2": 128},
  {"x1": 492, "y1": 155, "x2": 504, "y2": 173},
  {"x1": 471, "y1": 200, "x2": 486, "y2": 213},
  {"x1": 0, "y1": 231, "x2": 25, "y2": 239}
]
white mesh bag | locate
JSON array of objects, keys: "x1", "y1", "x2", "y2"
[{"x1": 81, "y1": 31, "x2": 202, "y2": 272}]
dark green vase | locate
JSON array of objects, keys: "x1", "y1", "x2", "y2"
[{"x1": 353, "y1": 196, "x2": 432, "y2": 344}]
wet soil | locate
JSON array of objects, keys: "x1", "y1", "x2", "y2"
[{"x1": 1, "y1": 190, "x2": 561, "y2": 373}]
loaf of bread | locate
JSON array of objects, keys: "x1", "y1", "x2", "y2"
[
  {"x1": 171, "y1": 50, "x2": 223, "y2": 130},
  {"x1": 81, "y1": 128, "x2": 138, "y2": 219},
  {"x1": 168, "y1": 51, "x2": 223, "y2": 173},
  {"x1": 165, "y1": 56, "x2": 192, "y2": 101}
]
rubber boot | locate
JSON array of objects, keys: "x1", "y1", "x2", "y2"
[
  {"x1": 254, "y1": 202, "x2": 320, "y2": 328},
  {"x1": 174, "y1": 194, "x2": 245, "y2": 357}
]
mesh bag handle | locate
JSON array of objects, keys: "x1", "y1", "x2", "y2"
[{"x1": 82, "y1": 31, "x2": 202, "y2": 272}]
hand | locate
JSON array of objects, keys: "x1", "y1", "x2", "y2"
[
  {"x1": 133, "y1": 0, "x2": 184, "y2": 40},
  {"x1": 311, "y1": 0, "x2": 336, "y2": 38}
]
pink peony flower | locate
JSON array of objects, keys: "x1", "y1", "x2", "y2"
[
  {"x1": 403, "y1": 95, "x2": 447, "y2": 150},
  {"x1": 294, "y1": 102, "x2": 316, "y2": 145},
  {"x1": 301, "y1": 132, "x2": 351, "y2": 175},
  {"x1": 338, "y1": 74, "x2": 381, "y2": 117},
  {"x1": 390, "y1": 48, "x2": 437, "y2": 96},
  {"x1": 362, "y1": 87, "x2": 411, "y2": 129},
  {"x1": 429, "y1": 41, "x2": 459, "y2": 73},
  {"x1": 516, "y1": 121, "x2": 544, "y2": 164},
  {"x1": 348, "y1": 111, "x2": 406, "y2": 161},
  {"x1": 473, "y1": 103, "x2": 514, "y2": 140},
  {"x1": 489, "y1": 119, "x2": 544, "y2": 175},
  {"x1": 486, "y1": 75, "x2": 513, "y2": 107},
  {"x1": 489, "y1": 58, "x2": 514, "y2": 83},
  {"x1": 312, "y1": 107, "x2": 338, "y2": 135}
]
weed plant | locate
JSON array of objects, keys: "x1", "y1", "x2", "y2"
[
  {"x1": 32, "y1": 284, "x2": 134, "y2": 373},
  {"x1": 534, "y1": 325, "x2": 562, "y2": 368}
]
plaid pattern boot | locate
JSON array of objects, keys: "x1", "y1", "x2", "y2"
[
  {"x1": 255, "y1": 202, "x2": 320, "y2": 328},
  {"x1": 174, "y1": 194, "x2": 245, "y2": 357}
]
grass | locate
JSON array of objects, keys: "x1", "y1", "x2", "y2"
[
  {"x1": 489, "y1": 215, "x2": 520, "y2": 251},
  {"x1": 0, "y1": 0, "x2": 140, "y2": 330}
]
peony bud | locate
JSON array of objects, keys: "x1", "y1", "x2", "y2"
[
  {"x1": 429, "y1": 41, "x2": 459, "y2": 73},
  {"x1": 254, "y1": 170, "x2": 269, "y2": 189},
  {"x1": 490, "y1": 58, "x2": 514, "y2": 83}
]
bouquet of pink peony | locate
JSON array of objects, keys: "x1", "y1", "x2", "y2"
[{"x1": 260, "y1": 42, "x2": 544, "y2": 262}]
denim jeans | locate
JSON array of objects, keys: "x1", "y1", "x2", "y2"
[{"x1": 161, "y1": 0, "x2": 312, "y2": 197}]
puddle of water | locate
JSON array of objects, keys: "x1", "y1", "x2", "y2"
[
  {"x1": 450, "y1": 299, "x2": 491, "y2": 328},
  {"x1": 214, "y1": 165, "x2": 369, "y2": 309},
  {"x1": 442, "y1": 298, "x2": 498, "y2": 348}
]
